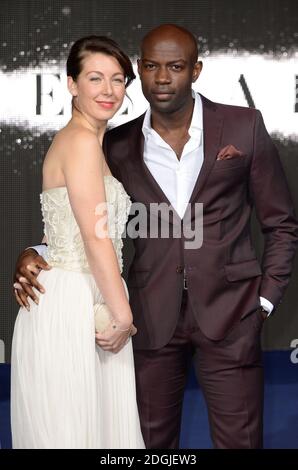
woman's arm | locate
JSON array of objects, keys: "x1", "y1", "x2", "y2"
[{"x1": 63, "y1": 129, "x2": 133, "y2": 349}]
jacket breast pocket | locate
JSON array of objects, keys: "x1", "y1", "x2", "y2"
[
  {"x1": 224, "y1": 259, "x2": 262, "y2": 282},
  {"x1": 212, "y1": 156, "x2": 248, "y2": 171}
]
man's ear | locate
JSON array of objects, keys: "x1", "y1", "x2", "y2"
[
  {"x1": 67, "y1": 76, "x2": 78, "y2": 97},
  {"x1": 192, "y1": 60, "x2": 203, "y2": 83}
]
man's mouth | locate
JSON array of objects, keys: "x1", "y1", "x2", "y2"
[{"x1": 152, "y1": 91, "x2": 174, "y2": 100}]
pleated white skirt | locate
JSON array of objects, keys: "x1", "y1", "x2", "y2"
[{"x1": 11, "y1": 267, "x2": 145, "y2": 449}]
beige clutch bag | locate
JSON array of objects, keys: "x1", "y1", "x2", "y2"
[{"x1": 94, "y1": 303, "x2": 112, "y2": 333}]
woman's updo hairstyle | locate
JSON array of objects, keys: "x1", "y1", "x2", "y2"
[{"x1": 66, "y1": 35, "x2": 135, "y2": 87}]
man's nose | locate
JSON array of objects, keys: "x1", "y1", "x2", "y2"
[{"x1": 155, "y1": 66, "x2": 171, "y2": 83}]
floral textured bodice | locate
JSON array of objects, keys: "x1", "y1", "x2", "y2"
[{"x1": 40, "y1": 175, "x2": 131, "y2": 273}]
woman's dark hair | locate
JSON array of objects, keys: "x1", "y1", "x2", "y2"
[{"x1": 66, "y1": 35, "x2": 135, "y2": 87}]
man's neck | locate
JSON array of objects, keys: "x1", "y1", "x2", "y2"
[
  {"x1": 150, "y1": 96, "x2": 195, "y2": 135},
  {"x1": 149, "y1": 96, "x2": 195, "y2": 160}
]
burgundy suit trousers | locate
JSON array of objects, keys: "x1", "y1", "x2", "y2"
[{"x1": 133, "y1": 291, "x2": 264, "y2": 449}]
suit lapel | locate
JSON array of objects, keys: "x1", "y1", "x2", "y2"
[
  {"x1": 130, "y1": 96, "x2": 223, "y2": 225},
  {"x1": 130, "y1": 114, "x2": 181, "y2": 224},
  {"x1": 188, "y1": 95, "x2": 223, "y2": 206}
]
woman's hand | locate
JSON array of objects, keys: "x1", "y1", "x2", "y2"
[{"x1": 95, "y1": 321, "x2": 137, "y2": 354}]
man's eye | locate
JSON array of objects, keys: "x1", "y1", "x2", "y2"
[
  {"x1": 171, "y1": 65, "x2": 182, "y2": 71},
  {"x1": 90, "y1": 77, "x2": 101, "y2": 81},
  {"x1": 144, "y1": 64, "x2": 156, "y2": 70}
]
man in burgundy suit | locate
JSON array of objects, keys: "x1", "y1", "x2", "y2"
[{"x1": 14, "y1": 25, "x2": 298, "y2": 448}]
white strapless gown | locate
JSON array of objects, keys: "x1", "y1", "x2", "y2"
[{"x1": 11, "y1": 176, "x2": 145, "y2": 449}]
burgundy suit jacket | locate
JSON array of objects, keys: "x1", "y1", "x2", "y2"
[{"x1": 103, "y1": 94, "x2": 298, "y2": 349}]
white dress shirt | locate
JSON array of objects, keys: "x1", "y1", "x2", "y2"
[{"x1": 142, "y1": 91, "x2": 203, "y2": 219}]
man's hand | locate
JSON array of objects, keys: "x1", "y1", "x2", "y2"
[
  {"x1": 259, "y1": 307, "x2": 269, "y2": 321},
  {"x1": 13, "y1": 248, "x2": 51, "y2": 310}
]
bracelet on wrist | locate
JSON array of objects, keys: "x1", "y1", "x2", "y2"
[{"x1": 111, "y1": 320, "x2": 131, "y2": 332}]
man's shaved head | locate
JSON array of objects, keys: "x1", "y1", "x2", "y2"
[
  {"x1": 138, "y1": 23, "x2": 202, "y2": 115},
  {"x1": 140, "y1": 24, "x2": 198, "y2": 65}
]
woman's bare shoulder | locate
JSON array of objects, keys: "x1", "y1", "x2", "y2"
[
  {"x1": 47, "y1": 124, "x2": 101, "y2": 162},
  {"x1": 57, "y1": 124, "x2": 99, "y2": 148}
]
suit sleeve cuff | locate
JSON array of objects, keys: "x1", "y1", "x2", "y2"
[
  {"x1": 26, "y1": 244, "x2": 48, "y2": 258},
  {"x1": 259, "y1": 296, "x2": 274, "y2": 316}
]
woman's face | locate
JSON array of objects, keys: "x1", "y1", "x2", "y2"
[{"x1": 68, "y1": 52, "x2": 126, "y2": 124}]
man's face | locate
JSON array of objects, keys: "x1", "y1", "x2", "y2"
[{"x1": 138, "y1": 34, "x2": 201, "y2": 114}]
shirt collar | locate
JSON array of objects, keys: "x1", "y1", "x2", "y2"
[{"x1": 142, "y1": 91, "x2": 203, "y2": 140}]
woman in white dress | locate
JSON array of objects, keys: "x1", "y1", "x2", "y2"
[{"x1": 11, "y1": 35, "x2": 145, "y2": 449}]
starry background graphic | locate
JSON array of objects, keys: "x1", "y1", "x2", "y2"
[{"x1": 0, "y1": 0, "x2": 298, "y2": 359}]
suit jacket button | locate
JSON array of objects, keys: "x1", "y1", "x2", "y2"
[{"x1": 176, "y1": 266, "x2": 183, "y2": 273}]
